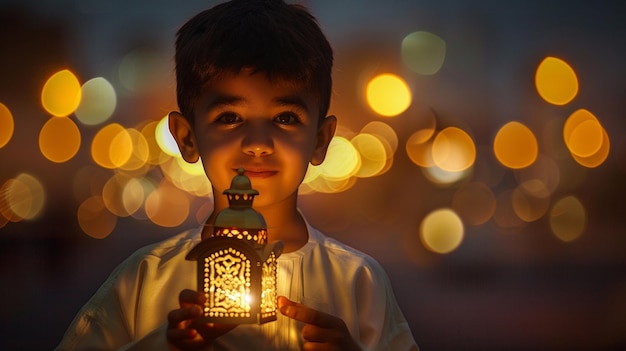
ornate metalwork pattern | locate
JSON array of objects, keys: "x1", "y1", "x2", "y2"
[
  {"x1": 204, "y1": 248, "x2": 252, "y2": 318},
  {"x1": 261, "y1": 251, "x2": 278, "y2": 319}
]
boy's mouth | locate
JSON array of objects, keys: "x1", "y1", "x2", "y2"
[{"x1": 238, "y1": 169, "x2": 277, "y2": 179}]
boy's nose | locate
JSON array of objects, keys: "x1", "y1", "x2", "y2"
[{"x1": 241, "y1": 125, "x2": 274, "y2": 157}]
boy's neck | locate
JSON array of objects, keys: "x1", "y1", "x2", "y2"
[{"x1": 202, "y1": 197, "x2": 309, "y2": 253}]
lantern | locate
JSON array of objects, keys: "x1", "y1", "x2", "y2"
[{"x1": 186, "y1": 168, "x2": 284, "y2": 324}]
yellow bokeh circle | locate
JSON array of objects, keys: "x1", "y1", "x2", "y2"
[{"x1": 366, "y1": 73, "x2": 412, "y2": 117}]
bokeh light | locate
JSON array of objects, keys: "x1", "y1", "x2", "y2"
[
  {"x1": 41, "y1": 69, "x2": 82, "y2": 117},
  {"x1": 571, "y1": 128, "x2": 610, "y2": 168},
  {"x1": 0, "y1": 102, "x2": 15, "y2": 148},
  {"x1": 493, "y1": 121, "x2": 538, "y2": 169},
  {"x1": 516, "y1": 154, "x2": 561, "y2": 195},
  {"x1": 117, "y1": 128, "x2": 150, "y2": 172},
  {"x1": 145, "y1": 179, "x2": 191, "y2": 227},
  {"x1": 550, "y1": 195, "x2": 586, "y2": 242},
  {"x1": 77, "y1": 195, "x2": 117, "y2": 239},
  {"x1": 406, "y1": 130, "x2": 435, "y2": 168},
  {"x1": 75, "y1": 77, "x2": 117, "y2": 126},
  {"x1": 156, "y1": 115, "x2": 182, "y2": 157},
  {"x1": 420, "y1": 208, "x2": 464, "y2": 254},
  {"x1": 535, "y1": 56, "x2": 579, "y2": 105},
  {"x1": 422, "y1": 164, "x2": 471, "y2": 186},
  {"x1": 563, "y1": 109, "x2": 610, "y2": 168},
  {"x1": 366, "y1": 73, "x2": 412, "y2": 117},
  {"x1": 452, "y1": 182, "x2": 496, "y2": 226},
  {"x1": 512, "y1": 180, "x2": 551, "y2": 222},
  {"x1": 351, "y1": 133, "x2": 387, "y2": 178},
  {"x1": 431, "y1": 127, "x2": 476, "y2": 172},
  {"x1": 102, "y1": 173, "x2": 135, "y2": 217},
  {"x1": 141, "y1": 120, "x2": 169, "y2": 165},
  {"x1": 161, "y1": 156, "x2": 212, "y2": 197},
  {"x1": 401, "y1": 31, "x2": 446, "y2": 75},
  {"x1": 2, "y1": 173, "x2": 45, "y2": 221},
  {"x1": 314, "y1": 136, "x2": 360, "y2": 181},
  {"x1": 91, "y1": 123, "x2": 129, "y2": 169},
  {"x1": 360, "y1": 121, "x2": 398, "y2": 153},
  {"x1": 39, "y1": 116, "x2": 81, "y2": 163}
]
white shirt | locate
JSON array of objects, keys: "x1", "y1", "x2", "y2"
[{"x1": 56, "y1": 219, "x2": 418, "y2": 350}]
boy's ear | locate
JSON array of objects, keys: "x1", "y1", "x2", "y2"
[
  {"x1": 311, "y1": 115, "x2": 337, "y2": 166},
  {"x1": 168, "y1": 111, "x2": 200, "y2": 163}
]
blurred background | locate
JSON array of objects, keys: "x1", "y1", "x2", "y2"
[{"x1": 1, "y1": 0, "x2": 626, "y2": 350}]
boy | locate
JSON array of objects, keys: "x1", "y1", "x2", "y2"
[{"x1": 57, "y1": 0, "x2": 418, "y2": 350}]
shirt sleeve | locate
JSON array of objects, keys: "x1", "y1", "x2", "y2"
[
  {"x1": 55, "y1": 254, "x2": 173, "y2": 351},
  {"x1": 354, "y1": 257, "x2": 419, "y2": 351}
]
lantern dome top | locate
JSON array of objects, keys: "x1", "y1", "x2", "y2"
[{"x1": 224, "y1": 168, "x2": 259, "y2": 196}]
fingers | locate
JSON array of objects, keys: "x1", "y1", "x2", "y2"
[
  {"x1": 167, "y1": 290, "x2": 206, "y2": 349},
  {"x1": 279, "y1": 296, "x2": 360, "y2": 350},
  {"x1": 278, "y1": 296, "x2": 340, "y2": 329},
  {"x1": 179, "y1": 289, "x2": 206, "y2": 308}
]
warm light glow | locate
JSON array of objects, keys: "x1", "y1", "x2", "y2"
[
  {"x1": 117, "y1": 128, "x2": 150, "y2": 172},
  {"x1": 102, "y1": 173, "x2": 134, "y2": 217},
  {"x1": 109, "y1": 127, "x2": 133, "y2": 168},
  {"x1": 351, "y1": 133, "x2": 387, "y2": 178},
  {"x1": 366, "y1": 73, "x2": 412, "y2": 117},
  {"x1": 406, "y1": 131, "x2": 435, "y2": 168},
  {"x1": 401, "y1": 31, "x2": 446, "y2": 75},
  {"x1": 516, "y1": 154, "x2": 561, "y2": 195},
  {"x1": 431, "y1": 127, "x2": 476, "y2": 172},
  {"x1": 91, "y1": 123, "x2": 128, "y2": 169},
  {"x1": 3, "y1": 174, "x2": 45, "y2": 221},
  {"x1": 141, "y1": 120, "x2": 168, "y2": 165},
  {"x1": 41, "y1": 69, "x2": 82, "y2": 117},
  {"x1": 300, "y1": 172, "x2": 356, "y2": 194},
  {"x1": 77, "y1": 195, "x2": 117, "y2": 239},
  {"x1": 360, "y1": 121, "x2": 398, "y2": 153},
  {"x1": 75, "y1": 77, "x2": 117, "y2": 125},
  {"x1": 564, "y1": 109, "x2": 601, "y2": 157},
  {"x1": 145, "y1": 180, "x2": 191, "y2": 227},
  {"x1": 452, "y1": 182, "x2": 496, "y2": 226},
  {"x1": 39, "y1": 116, "x2": 81, "y2": 163},
  {"x1": 571, "y1": 128, "x2": 610, "y2": 168},
  {"x1": 512, "y1": 180, "x2": 551, "y2": 222},
  {"x1": 535, "y1": 56, "x2": 579, "y2": 105},
  {"x1": 315, "y1": 136, "x2": 360, "y2": 181},
  {"x1": 422, "y1": 164, "x2": 470, "y2": 185},
  {"x1": 161, "y1": 156, "x2": 212, "y2": 197},
  {"x1": 563, "y1": 109, "x2": 610, "y2": 168},
  {"x1": 420, "y1": 208, "x2": 464, "y2": 254},
  {"x1": 156, "y1": 115, "x2": 182, "y2": 157},
  {"x1": 122, "y1": 177, "x2": 147, "y2": 217},
  {"x1": 0, "y1": 102, "x2": 14, "y2": 148},
  {"x1": 550, "y1": 195, "x2": 586, "y2": 242},
  {"x1": 493, "y1": 121, "x2": 538, "y2": 169}
]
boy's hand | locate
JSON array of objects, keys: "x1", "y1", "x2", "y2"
[
  {"x1": 166, "y1": 289, "x2": 236, "y2": 350},
  {"x1": 278, "y1": 296, "x2": 362, "y2": 351}
]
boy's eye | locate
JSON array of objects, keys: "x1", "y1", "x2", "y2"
[
  {"x1": 215, "y1": 112, "x2": 241, "y2": 125},
  {"x1": 274, "y1": 112, "x2": 300, "y2": 125}
]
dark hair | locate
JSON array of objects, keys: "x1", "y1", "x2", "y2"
[{"x1": 175, "y1": 0, "x2": 333, "y2": 123}]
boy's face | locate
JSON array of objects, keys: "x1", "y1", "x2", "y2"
[{"x1": 169, "y1": 71, "x2": 336, "y2": 209}]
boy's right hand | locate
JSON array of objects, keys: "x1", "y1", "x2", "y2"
[{"x1": 166, "y1": 289, "x2": 236, "y2": 350}]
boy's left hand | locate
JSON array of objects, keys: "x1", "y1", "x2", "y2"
[{"x1": 278, "y1": 296, "x2": 362, "y2": 351}]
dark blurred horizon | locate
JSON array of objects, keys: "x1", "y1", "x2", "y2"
[{"x1": 1, "y1": 1, "x2": 626, "y2": 350}]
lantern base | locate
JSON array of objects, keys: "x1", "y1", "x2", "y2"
[{"x1": 195, "y1": 312, "x2": 277, "y2": 325}]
